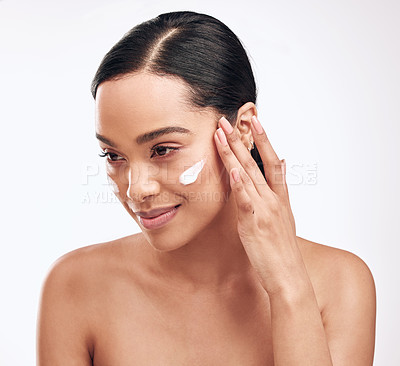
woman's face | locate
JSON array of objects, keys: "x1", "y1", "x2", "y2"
[{"x1": 95, "y1": 72, "x2": 234, "y2": 250}]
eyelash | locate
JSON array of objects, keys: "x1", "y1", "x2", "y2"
[{"x1": 98, "y1": 145, "x2": 180, "y2": 163}]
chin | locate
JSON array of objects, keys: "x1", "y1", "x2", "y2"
[
  {"x1": 139, "y1": 225, "x2": 192, "y2": 252},
  {"x1": 147, "y1": 239, "x2": 189, "y2": 252}
]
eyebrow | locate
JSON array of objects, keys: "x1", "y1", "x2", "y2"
[{"x1": 95, "y1": 126, "x2": 193, "y2": 147}]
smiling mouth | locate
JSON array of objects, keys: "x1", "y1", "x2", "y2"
[
  {"x1": 145, "y1": 204, "x2": 181, "y2": 219},
  {"x1": 137, "y1": 204, "x2": 182, "y2": 230}
]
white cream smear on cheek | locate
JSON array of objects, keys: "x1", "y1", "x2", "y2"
[{"x1": 179, "y1": 158, "x2": 207, "y2": 185}]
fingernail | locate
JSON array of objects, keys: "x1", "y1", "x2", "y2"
[
  {"x1": 216, "y1": 128, "x2": 228, "y2": 146},
  {"x1": 219, "y1": 117, "x2": 234, "y2": 134},
  {"x1": 251, "y1": 115, "x2": 263, "y2": 134},
  {"x1": 281, "y1": 159, "x2": 286, "y2": 175},
  {"x1": 231, "y1": 168, "x2": 240, "y2": 183}
]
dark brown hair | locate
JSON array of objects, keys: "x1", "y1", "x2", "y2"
[{"x1": 91, "y1": 11, "x2": 265, "y2": 177}]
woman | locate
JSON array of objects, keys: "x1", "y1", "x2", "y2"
[{"x1": 37, "y1": 11, "x2": 376, "y2": 365}]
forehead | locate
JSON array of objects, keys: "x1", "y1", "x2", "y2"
[
  {"x1": 95, "y1": 72, "x2": 193, "y2": 125},
  {"x1": 95, "y1": 73, "x2": 218, "y2": 142}
]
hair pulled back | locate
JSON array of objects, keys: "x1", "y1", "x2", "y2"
[{"x1": 91, "y1": 11, "x2": 265, "y2": 177}]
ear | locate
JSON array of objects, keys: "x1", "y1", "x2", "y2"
[{"x1": 234, "y1": 102, "x2": 258, "y2": 149}]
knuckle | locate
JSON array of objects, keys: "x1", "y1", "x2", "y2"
[
  {"x1": 239, "y1": 201, "x2": 253, "y2": 213},
  {"x1": 243, "y1": 158, "x2": 257, "y2": 172},
  {"x1": 233, "y1": 182, "x2": 243, "y2": 193},
  {"x1": 241, "y1": 171, "x2": 251, "y2": 184},
  {"x1": 232, "y1": 182, "x2": 244, "y2": 192},
  {"x1": 268, "y1": 198, "x2": 280, "y2": 214},
  {"x1": 257, "y1": 133, "x2": 269, "y2": 144},
  {"x1": 258, "y1": 209, "x2": 273, "y2": 229},
  {"x1": 229, "y1": 131, "x2": 240, "y2": 144},
  {"x1": 221, "y1": 148, "x2": 231, "y2": 158},
  {"x1": 273, "y1": 160, "x2": 282, "y2": 173}
]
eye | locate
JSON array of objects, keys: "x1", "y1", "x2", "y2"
[
  {"x1": 98, "y1": 150, "x2": 124, "y2": 163},
  {"x1": 150, "y1": 145, "x2": 180, "y2": 159},
  {"x1": 98, "y1": 145, "x2": 180, "y2": 163}
]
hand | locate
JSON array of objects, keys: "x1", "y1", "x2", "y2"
[{"x1": 214, "y1": 115, "x2": 309, "y2": 296}]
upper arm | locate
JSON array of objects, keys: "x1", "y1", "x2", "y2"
[
  {"x1": 322, "y1": 251, "x2": 376, "y2": 365},
  {"x1": 37, "y1": 253, "x2": 93, "y2": 366}
]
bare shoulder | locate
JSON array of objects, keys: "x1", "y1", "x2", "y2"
[
  {"x1": 37, "y1": 233, "x2": 144, "y2": 365},
  {"x1": 41, "y1": 233, "x2": 145, "y2": 294},
  {"x1": 297, "y1": 237, "x2": 376, "y2": 344},
  {"x1": 296, "y1": 236, "x2": 376, "y2": 364},
  {"x1": 296, "y1": 236, "x2": 376, "y2": 290}
]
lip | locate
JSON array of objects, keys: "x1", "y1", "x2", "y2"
[
  {"x1": 135, "y1": 204, "x2": 181, "y2": 218},
  {"x1": 137, "y1": 205, "x2": 181, "y2": 230}
]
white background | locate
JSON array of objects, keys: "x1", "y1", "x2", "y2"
[{"x1": 1, "y1": 0, "x2": 399, "y2": 364}]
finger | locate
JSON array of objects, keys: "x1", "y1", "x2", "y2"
[
  {"x1": 280, "y1": 158, "x2": 297, "y2": 234},
  {"x1": 230, "y1": 167, "x2": 256, "y2": 220},
  {"x1": 250, "y1": 115, "x2": 287, "y2": 198},
  {"x1": 214, "y1": 127, "x2": 259, "y2": 202},
  {"x1": 218, "y1": 116, "x2": 268, "y2": 197},
  {"x1": 238, "y1": 165, "x2": 259, "y2": 201}
]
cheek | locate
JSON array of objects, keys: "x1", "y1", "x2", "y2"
[
  {"x1": 178, "y1": 157, "x2": 207, "y2": 185},
  {"x1": 180, "y1": 154, "x2": 230, "y2": 206},
  {"x1": 107, "y1": 174, "x2": 121, "y2": 197},
  {"x1": 203, "y1": 152, "x2": 230, "y2": 190}
]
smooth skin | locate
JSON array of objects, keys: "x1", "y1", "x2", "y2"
[{"x1": 37, "y1": 72, "x2": 376, "y2": 365}]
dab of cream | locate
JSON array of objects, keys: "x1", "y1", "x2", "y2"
[{"x1": 179, "y1": 158, "x2": 207, "y2": 185}]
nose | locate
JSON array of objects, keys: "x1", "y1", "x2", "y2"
[{"x1": 126, "y1": 163, "x2": 160, "y2": 202}]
